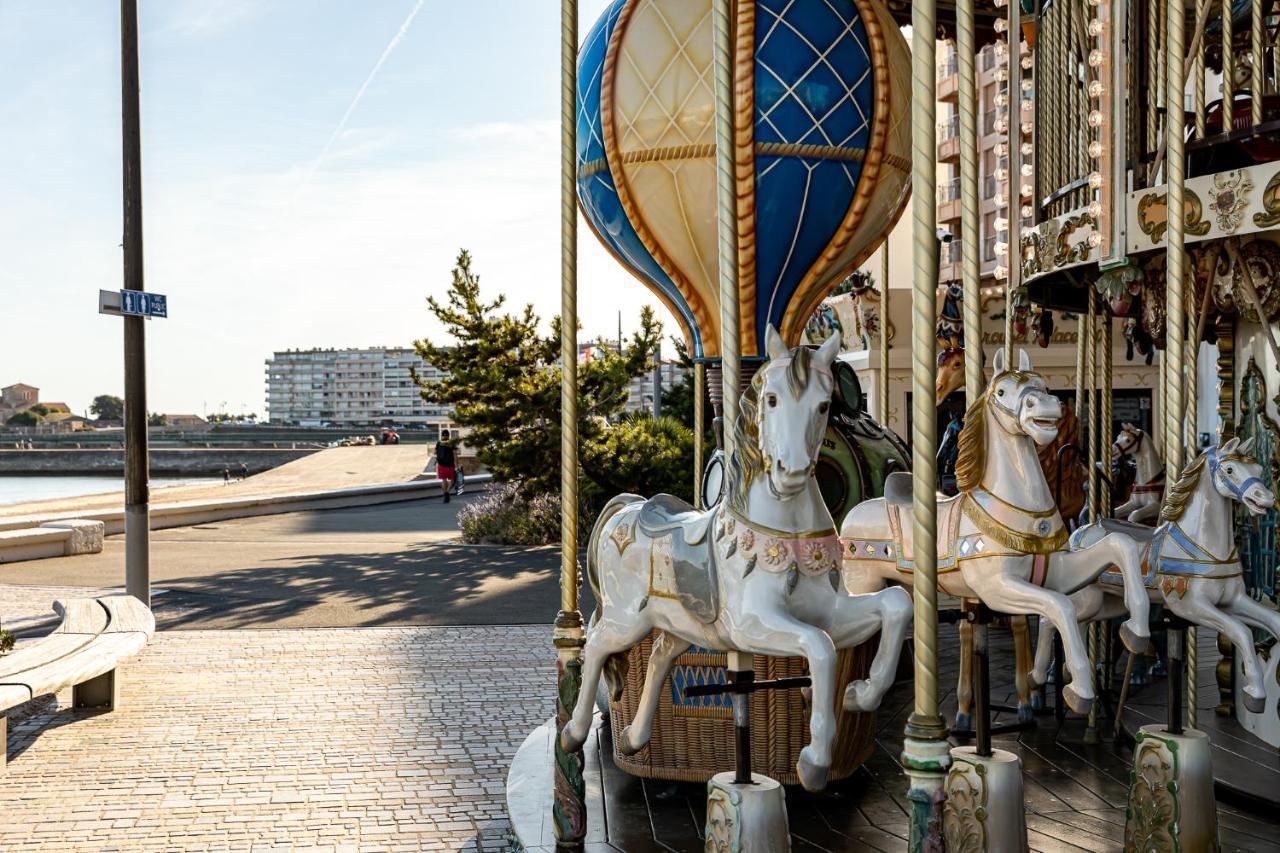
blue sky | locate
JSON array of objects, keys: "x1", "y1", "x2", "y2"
[{"x1": 0, "y1": 0, "x2": 664, "y2": 416}]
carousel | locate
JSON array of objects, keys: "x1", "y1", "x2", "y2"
[{"x1": 508, "y1": 0, "x2": 1280, "y2": 850}]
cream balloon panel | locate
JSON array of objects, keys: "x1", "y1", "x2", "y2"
[{"x1": 577, "y1": 0, "x2": 910, "y2": 359}]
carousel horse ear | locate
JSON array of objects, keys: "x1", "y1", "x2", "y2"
[
  {"x1": 1017, "y1": 348, "x2": 1032, "y2": 372},
  {"x1": 991, "y1": 347, "x2": 1006, "y2": 375},
  {"x1": 1238, "y1": 436, "x2": 1256, "y2": 455},
  {"x1": 1221, "y1": 436, "x2": 1240, "y2": 455},
  {"x1": 816, "y1": 331, "x2": 841, "y2": 367},
  {"x1": 765, "y1": 324, "x2": 788, "y2": 360}
]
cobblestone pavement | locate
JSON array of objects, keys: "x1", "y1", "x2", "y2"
[{"x1": 2, "y1": 625, "x2": 553, "y2": 851}]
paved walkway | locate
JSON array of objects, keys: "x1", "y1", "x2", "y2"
[
  {"x1": 3, "y1": 626, "x2": 552, "y2": 851},
  {"x1": 2, "y1": 497, "x2": 587, "y2": 630},
  {"x1": 0, "y1": 446, "x2": 438, "y2": 520}
]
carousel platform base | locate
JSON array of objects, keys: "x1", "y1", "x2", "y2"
[
  {"x1": 508, "y1": 627, "x2": 1280, "y2": 851},
  {"x1": 1120, "y1": 630, "x2": 1280, "y2": 812}
]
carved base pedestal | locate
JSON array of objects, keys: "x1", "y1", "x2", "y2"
[
  {"x1": 705, "y1": 772, "x2": 789, "y2": 853},
  {"x1": 944, "y1": 747, "x2": 1028, "y2": 853},
  {"x1": 1125, "y1": 726, "x2": 1220, "y2": 853}
]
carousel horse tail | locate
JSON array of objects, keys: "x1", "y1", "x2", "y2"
[{"x1": 587, "y1": 493, "x2": 644, "y2": 701}]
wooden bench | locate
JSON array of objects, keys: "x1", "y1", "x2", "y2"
[{"x1": 0, "y1": 595, "x2": 155, "y2": 769}]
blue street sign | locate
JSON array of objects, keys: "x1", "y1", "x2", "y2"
[{"x1": 119, "y1": 289, "x2": 167, "y2": 318}]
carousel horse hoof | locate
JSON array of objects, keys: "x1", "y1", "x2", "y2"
[
  {"x1": 1244, "y1": 690, "x2": 1267, "y2": 715},
  {"x1": 1026, "y1": 668, "x2": 1044, "y2": 690},
  {"x1": 1119, "y1": 622, "x2": 1150, "y2": 655},
  {"x1": 796, "y1": 747, "x2": 830, "y2": 793},
  {"x1": 560, "y1": 724, "x2": 585, "y2": 754},
  {"x1": 1151, "y1": 661, "x2": 1167, "y2": 678},
  {"x1": 842, "y1": 679, "x2": 877, "y2": 713},
  {"x1": 954, "y1": 712, "x2": 972, "y2": 733},
  {"x1": 618, "y1": 724, "x2": 647, "y2": 756},
  {"x1": 1017, "y1": 703, "x2": 1035, "y2": 724},
  {"x1": 1030, "y1": 691, "x2": 1045, "y2": 712},
  {"x1": 1062, "y1": 685, "x2": 1094, "y2": 716}
]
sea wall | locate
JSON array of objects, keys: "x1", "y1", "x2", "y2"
[{"x1": 0, "y1": 448, "x2": 318, "y2": 476}]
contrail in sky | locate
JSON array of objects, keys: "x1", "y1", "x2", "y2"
[{"x1": 298, "y1": 0, "x2": 426, "y2": 190}]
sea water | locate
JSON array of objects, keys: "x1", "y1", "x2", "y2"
[{"x1": 0, "y1": 476, "x2": 221, "y2": 507}]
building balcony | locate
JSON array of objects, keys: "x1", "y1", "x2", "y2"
[{"x1": 937, "y1": 54, "x2": 959, "y2": 103}]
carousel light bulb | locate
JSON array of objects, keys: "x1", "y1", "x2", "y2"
[
  {"x1": 1021, "y1": 55, "x2": 1034, "y2": 70},
  {"x1": 1088, "y1": 110, "x2": 1104, "y2": 127},
  {"x1": 1088, "y1": 80, "x2": 1105, "y2": 98},
  {"x1": 994, "y1": 216, "x2": 1009, "y2": 231},
  {"x1": 995, "y1": 118, "x2": 1009, "y2": 133},
  {"x1": 994, "y1": 265, "x2": 1008, "y2": 279},
  {"x1": 1021, "y1": 204, "x2": 1034, "y2": 218},
  {"x1": 1088, "y1": 49, "x2": 1104, "y2": 67},
  {"x1": 1020, "y1": 163, "x2": 1033, "y2": 177},
  {"x1": 994, "y1": 167, "x2": 1009, "y2": 181},
  {"x1": 1088, "y1": 171, "x2": 1103, "y2": 188},
  {"x1": 995, "y1": 41, "x2": 1009, "y2": 59},
  {"x1": 994, "y1": 142, "x2": 1009, "y2": 156},
  {"x1": 1088, "y1": 232, "x2": 1103, "y2": 247},
  {"x1": 994, "y1": 17, "x2": 1008, "y2": 32},
  {"x1": 995, "y1": 192, "x2": 1008, "y2": 207},
  {"x1": 1089, "y1": 201, "x2": 1103, "y2": 218},
  {"x1": 1021, "y1": 121, "x2": 1034, "y2": 135},
  {"x1": 1088, "y1": 19, "x2": 1104, "y2": 36},
  {"x1": 1021, "y1": 99, "x2": 1033, "y2": 113},
  {"x1": 1088, "y1": 140, "x2": 1104, "y2": 158},
  {"x1": 995, "y1": 241, "x2": 1008, "y2": 256},
  {"x1": 995, "y1": 68, "x2": 1008, "y2": 82},
  {"x1": 995, "y1": 92, "x2": 1009, "y2": 107},
  {"x1": 1021, "y1": 182, "x2": 1033, "y2": 198},
  {"x1": 1022, "y1": 78, "x2": 1034, "y2": 92},
  {"x1": 1021, "y1": 142, "x2": 1034, "y2": 156}
]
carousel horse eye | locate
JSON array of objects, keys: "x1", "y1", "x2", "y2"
[
  {"x1": 767, "y1": 394, "x2": 778, "y2": 409},
  {"x1": 997, "y1": 389, "x2": 1005, "y2": 397},
  {"x1": 818, "y1": 401, "x2": 829, "y2": 414}
]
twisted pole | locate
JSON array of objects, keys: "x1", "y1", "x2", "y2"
[
  {"x1": 552, "y1": 0, "x2": 586, "y2": 845},
  {"x1": 1185, "y1": 278, "x2": 1200, "y2": 728},
  {"x1": 1004, "y1": 0, "x2": 1022, "y2": 365},
  {"x1": 903, "y1": 3, "x2": 949, "y2": 850},
  {"x1": 1085, "y1": 289, "x2": 1101, "y2": 742},
  {"x1": 958, "y1": 0, "x2": 983, "y2": 405},
  {"x1": 1166, "y1": 0, "x2": 1186, "y2": 483},
  {"x1": 881, "y1": 246, "x2": 891, "y2": 423},
  {"x1": 713, "y1": 0, "x2": 740, "y2": 453}
]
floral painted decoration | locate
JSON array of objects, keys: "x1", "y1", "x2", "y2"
[{"x1": 1208, "y1": 169, "x2": 1253, "y2": 234}]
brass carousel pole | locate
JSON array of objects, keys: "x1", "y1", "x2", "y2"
[
  {"x1": 881, "y1": 246, "x2": 891, "y2": 424},
  {"x1": 1085, "y1": 289, "x2": 1101, "y2": 743},
  {"x1": 694, "y1": 362, "x2": 706, "y2": 506},
  {"x1": 958, "y1": 0, "x2": 983, "y2": 405},
  {"x1": 1004, "y1": 0, "x2": 1022, "y2": 365},
  {"x1": 903, "y1": 1, "x2": 949, "y2": 849},
  {"x1": 552, "y1": 0, "x2": 586, "y2": 846},
  {"x1": 713, "y1": 0, "x2": 739, "y2": 453},
  {"x1": 1184, "y1": 280, "x2": 1200, "y2": 728}
]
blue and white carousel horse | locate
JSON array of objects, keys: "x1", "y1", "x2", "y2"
[{"x1": 1033, "y1": 436, "x2": 1278, "y2": 712}]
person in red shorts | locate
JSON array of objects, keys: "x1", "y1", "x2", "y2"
[{"x1": 435, "y1": 429, "x2": 457, "y2": 503}]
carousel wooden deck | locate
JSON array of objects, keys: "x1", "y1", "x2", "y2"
[{"x1": 515, "y1": 626, "x2": 1280, "y2": 852}]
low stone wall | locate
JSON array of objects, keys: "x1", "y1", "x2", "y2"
[{"x1": 0, "y1": 448, "x2": 317, "y2": 476}]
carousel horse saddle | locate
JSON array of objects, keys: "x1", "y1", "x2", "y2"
[
  {"x1": 884, "y1": 471, "x2": 912, "y2": 506},
  {"x1": 1095, "y1": 517, "x2": 1158, "y2": 545},
  {"x1": 637, "y1": 494, "x2": 718, "y2": 624}
]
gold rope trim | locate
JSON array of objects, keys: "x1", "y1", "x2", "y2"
[
  {"x1": 577, "y1": 142, "x2": 885, "y2": 180},
  {"x1": 960, "y1": 494, "x2": 1067, "y2": 555},
  {"x1": 735, "y1": 0, "x2": 759, "y2": 356},
  {"x1": 724, "y1": 507, "x2": 836, "y2": 540}
]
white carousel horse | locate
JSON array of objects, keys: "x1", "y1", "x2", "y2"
[
  {"x1": 840, "y1": 349, "x2": 1151, "y2": 716},
  {"x1": 1113, "y1": 424, "x2": 1165, "y2": 525},
  {"x1": 561, "y1": 328, "x2": 913, "y2": 792},
  {"x1": 1032, "y1": 436, "x2": 1279, "y2": 712}
]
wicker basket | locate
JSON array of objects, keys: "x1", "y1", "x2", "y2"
[{"x1": 607, "y1": 632, "x2": 877, "y2": 785}]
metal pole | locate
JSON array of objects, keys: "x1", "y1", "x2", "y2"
[
  {"x1": 553, "y1": 0, "x2": 585, "y2": 846},
  {"x1": 957, "y1": 0, "x2": 983, "y2": 405},
  {"x1": 652, "y1": 340, "x2": 662, "y2": 419},
  {"x1": 903, "y1": 2, "x2": 949, "y2": 850},
  {"x1": 1085, "y1": 289, "x2": 1101, "y2": 742},
  {"x1": 1005, "y1": 0, "x2": 1022, "y2": 364},
  {"x1": 713, "y1": 0, "x2": 740, "y2": 455},
  {"x1": 120, "y1": 0, "x2": 149, "y2": 608},
  {"x1": 880, "y1": 246, "x2": 891, "y2": 424},
  {"x1": 1166, "y1": 0, "x2": 1186, "y2": 483},
  {"x1": 694, "y1": 361, "x2": 705, "y2": 506}
]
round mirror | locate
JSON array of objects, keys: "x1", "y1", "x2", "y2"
[{"x1": 701, "y1": 450, "x2": 726, "y2": 510}]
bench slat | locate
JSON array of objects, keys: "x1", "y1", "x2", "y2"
[
  {"x1": 0, "y1": 635, "x2": 98, "y2": 681},
  {"x1": 51, "y1": 599, "x2": 109, "y2": 635},
  {"x1": 12, "y1": 633, "x2": 147, "y2": 702},
  {"x1": 99, "y1": 595, "x2": 155, "y2": 636}
]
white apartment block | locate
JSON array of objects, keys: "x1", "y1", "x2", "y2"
[{"x1": 265, "y1": 347, "x2": 450, "y2": 427}]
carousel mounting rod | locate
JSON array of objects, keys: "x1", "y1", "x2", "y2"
[
  {"x1": 1165, "y1": 0, "x2": 1185, "y2": 481},
  {"x1": 957, "y1": 0, "x2": 983, "y2": 403},
  {"x1": 713, "y1": 0, "x2": 740, "y2": 453},
  {"x1": 903, "y1": 0, "x2": 950, "y2": 849},
  {"x1": 880, "y1": 246, "x2": 890, "y2": 423}
]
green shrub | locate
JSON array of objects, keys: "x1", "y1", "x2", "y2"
[{"x1": 458, "y1": 481, "x2": 571, "y2": 546}]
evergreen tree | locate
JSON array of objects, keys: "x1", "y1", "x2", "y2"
[
  {"x1": 413, "y1": 250, "x2": 664, "y2": 497},
  {"x1": 660, "y1": 337, "x2": 715, "y2": 451}
]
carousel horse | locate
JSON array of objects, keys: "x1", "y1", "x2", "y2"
[
  {"x1": 1112, "y1": 424, "x2": 1165, "y2": 525},
  {"x1": 841, "y1": 350, "x2": 1151, "y2": 716},
  {"x1": 561, "y1": 328, "x2": 913, "y2": 792},
  {"x1": 1032, "y1": 437, "x2": 1279, "y2": 712}
]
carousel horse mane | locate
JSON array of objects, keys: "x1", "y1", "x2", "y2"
[
  {"x1": 954, "y1": 368, "x2": 1041, "y2": 492},
  {"x1": 725, "y1": 346, "x2": 829, "y2": 516},
  {"x1": 1159, "y1": 446, "x2": 1259, "y2": 523},
  {"x1": 1159, "y1": 451, "x2": 1209, "y2": 523}
]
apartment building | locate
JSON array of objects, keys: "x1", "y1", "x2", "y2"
[{"x1": 264, "y1": 347, "x2": 450, "y2": 427}]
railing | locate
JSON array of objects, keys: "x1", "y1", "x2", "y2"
[
  {"x1": 936, "y1": 178, "x2": 961, "y2": 204},
  {"x1": 938, "y1": 51, "x2": 959, "y2": 78},
  {"x1": 942, "y1": 241, "x2": 963, "y2": 265},
  {"x1": 937, "y1": 115, "x2": 960, "y2": 143},
  {"x1": 1034, "y1": 0, "x2": 1096, "y2": 220}
]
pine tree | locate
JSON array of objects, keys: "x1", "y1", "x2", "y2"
[{"x1": 413, "y1": 250, "x2": 663, "y2": 497}]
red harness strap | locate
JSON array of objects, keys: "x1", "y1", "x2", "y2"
[{"x1": 1029, "y1": 552, "x2": 1050, "y2": 587}]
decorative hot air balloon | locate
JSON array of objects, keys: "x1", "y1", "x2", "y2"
[{"x1": 576, "y1": 0, "x2": 911, "y2": 359}]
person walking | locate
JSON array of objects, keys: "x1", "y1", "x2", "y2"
[{"x1": 435, "y1": 429, "x2": 457, "y2": 503}]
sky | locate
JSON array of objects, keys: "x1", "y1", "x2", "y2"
[{"x1": 0, "y1": 0, "x2": 670, "y2": 417}]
